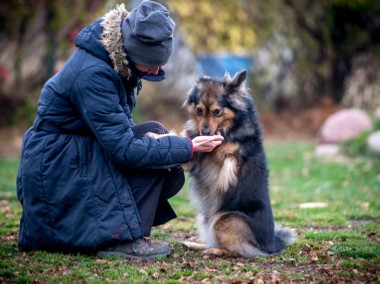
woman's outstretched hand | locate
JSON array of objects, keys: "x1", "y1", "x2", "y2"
[{"x1": 192, "y1": 134, "x2": 224, "y2": 152}]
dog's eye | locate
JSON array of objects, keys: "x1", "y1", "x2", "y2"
[
  {"x1": 212, "y1": 109, "x2": 222, "y2": 117},
  {"x1": 196, "y1": 107, "x2": 203, "y2": 116}
]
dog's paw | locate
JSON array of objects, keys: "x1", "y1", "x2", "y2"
[
  {"x1": 146, "y1": 132, "x2": 163, "y2": 139},
  {"x1": 146, "y1": 131, "x2": 178, "y2": 139},
  {"x1": 202, "y1": 248, "x2": 230, "y2": 256},
  {"x1": 182, "y1": 241, "x2": 207, "y2": 251},
  {"x1": 181, "y1": 161, "x2": 194, "y2": 171}
]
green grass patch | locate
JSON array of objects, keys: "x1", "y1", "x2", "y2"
[
  {"x1": 1, "y1": 141, "x2": 379, "y2": 283},
  {"x1": 0, "y1": 159, "x2": 19, "y2": 200},
  {"x1": 340, "y1": 117, "x2": 380, "y2": 158}
]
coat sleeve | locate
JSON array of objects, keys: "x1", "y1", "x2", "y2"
[{"x1": 71, "y1": 66, "x2": 192, "y2": 169}]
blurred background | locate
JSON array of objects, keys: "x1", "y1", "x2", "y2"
[{"x1": 0, "y1": 0, "x2": 379, "y2": 158}]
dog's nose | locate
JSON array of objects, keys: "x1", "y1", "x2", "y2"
[{"x1": 202, "y1": 128, "x2": 212, "y2": 136}]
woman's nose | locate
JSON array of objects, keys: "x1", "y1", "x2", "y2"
[{"x1": 149, "y1": 67, "x2": 159, "y2": 75}]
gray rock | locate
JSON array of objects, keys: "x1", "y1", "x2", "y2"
[{"x1": 367, "y1": 131, "x2": 380, "y2": 153}]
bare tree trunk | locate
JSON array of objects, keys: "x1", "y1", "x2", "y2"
[
  {"x1": 44, "y1": 0, "x2": 57, "y2": 81},
  {"x1": 13, "y1": 11, "x2": 32, "y2": 89}
]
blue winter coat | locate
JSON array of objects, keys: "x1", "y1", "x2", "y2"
[{"x1": 16, "y1": 7, "x2": 192, "y2": 252}]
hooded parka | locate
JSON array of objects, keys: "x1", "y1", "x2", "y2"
[{"x1": 16, "y1": 5, "x2": 192, "y2": 252}]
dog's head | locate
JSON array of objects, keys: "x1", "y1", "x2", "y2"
[{"x1": 184, "y1": 70, "x2": 248, "y2": 137}]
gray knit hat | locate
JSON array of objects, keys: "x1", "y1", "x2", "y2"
[{"x1": 122, "y1": 0, "x2": 175, "y2": 67}]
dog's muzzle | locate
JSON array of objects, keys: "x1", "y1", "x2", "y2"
[
  {"x1": 201, "y1": 128, "x2": 212, "y2": 136},
  {"x1": 201, "y1": 127, "x2": 222, "y2": 136}
]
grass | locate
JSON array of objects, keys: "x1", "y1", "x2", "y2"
[{"x1": 1, "y1": 141, "x2": 379, "y2": 283}]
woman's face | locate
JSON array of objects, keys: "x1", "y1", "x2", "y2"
[{"x1": 134, "y1": 64, "x2": 160, "y2": 75}]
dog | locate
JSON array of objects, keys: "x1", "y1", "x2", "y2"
[{"x1": 180, "y1": 70, "x2": 295, "y2": 257}]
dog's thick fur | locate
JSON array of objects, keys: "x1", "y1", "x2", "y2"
[{"x1": 181, "y1": 70, "x2": 295, "y2": 257}]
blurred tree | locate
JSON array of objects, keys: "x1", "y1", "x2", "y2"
[
  {"x1": 245, "y1": 0, "x2": 380, "y2": 110},
  {"x1": 163, "y1": 0, "x2": 380, "y2": 111},
  {"x1": 1, "y1": 0, "x2": 379, "y2": 127},
  {"x1": 164, "y1": 0, "x2": 256, "y2": 54},
  {"x1": 277, "y1": 0, "x2": 380, "y2": 109},
  {"x1": 0, "y1": 0, "x2": 107, "y2": 126}
]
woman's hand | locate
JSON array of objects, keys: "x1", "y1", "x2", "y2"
[{"x1": 192, "y1": 135, "x2": 224, "y2": 153}]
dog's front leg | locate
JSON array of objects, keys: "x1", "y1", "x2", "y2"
[
  {"x1": 145, "y1": 131, "x2": 178, "y2": 139},
  {"x1": 182, "y1": 241, "x2": 207, "y2": 251}
]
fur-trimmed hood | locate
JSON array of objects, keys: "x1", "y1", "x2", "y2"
[
  {"x1": 75, "y1": 4, "x2": 166, "y2": 83},
  {"x1": 100, "y1": 4, "x2": 131, "y2": 78},
  {"x1": 75, "y1": 4, "x2": 132, "y2": 79}
]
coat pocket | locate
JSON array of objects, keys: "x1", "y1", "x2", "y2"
[{"x1": 74, "y1": 136, "x2": 91, "y2": 178}]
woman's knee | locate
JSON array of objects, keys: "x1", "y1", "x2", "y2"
[
  {"x1": 160, "y1": 169, "x2": 185, "y2": 200},
  {"x1": 149, "y1": 121, "x2": 168, "y2": 134},
  {"x1": 131, "y1": 121, "x2": 168, "y2": 137}
]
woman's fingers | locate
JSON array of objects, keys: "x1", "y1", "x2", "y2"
[{"x1": 192, "y1": 135, "x2": 224, "y2": 152}]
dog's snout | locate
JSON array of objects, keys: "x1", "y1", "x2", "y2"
[{"x1": 202, "y1": 128, "x2": 212, "y2": 136}]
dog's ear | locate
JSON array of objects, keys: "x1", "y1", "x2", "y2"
[
  {"x1": 224, "y1": 72, "x2": 231, "y2": 81},
  {"x1": 225, "y1": 70, "x2": 247, "y2": 92},
  {"x1": 183, "y1": 86, "x2": 200, "y2": 108}
]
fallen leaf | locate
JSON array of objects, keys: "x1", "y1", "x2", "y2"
[
  {"x1": 139, "y1": 269, "x2": 148, "y2": 276},
  {"x1": 299, "y1": 202, "x2": 328, "y2": 209}
]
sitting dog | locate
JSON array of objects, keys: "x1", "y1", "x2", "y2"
[{"x1": 181, "y1": 70, "x2": 295, "y2": 257}]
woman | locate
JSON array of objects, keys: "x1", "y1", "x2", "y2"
[{"x1": 16, "y1": 0, "x2": 223, "y2": 259}]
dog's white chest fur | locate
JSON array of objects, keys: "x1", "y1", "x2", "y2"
[
  {"x1": 214, "y1": 156, "x2": 239, "y2": 193},
  {"x1": 189, "y1": 147, "x2": 240, "y2": 215}
]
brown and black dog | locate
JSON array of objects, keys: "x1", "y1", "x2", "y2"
[{"x1": 151, "y1": 70, "x2": 295, "y2": 257}]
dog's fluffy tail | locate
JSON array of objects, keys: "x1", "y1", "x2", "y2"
[{"x1": 273, "y1": 225, "x2": 297, "y2": 254}]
